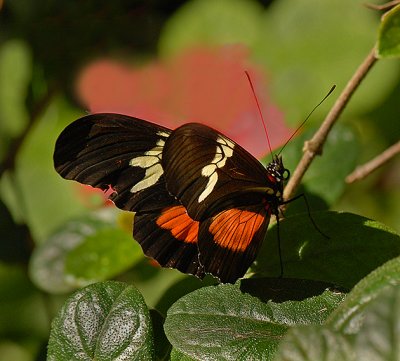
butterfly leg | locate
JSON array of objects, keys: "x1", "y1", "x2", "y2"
[
  {"x1": 281, "y1": 193, "x2": 330, "y2": 239},
  {"x1": 275, "y1": 215, "x2": 284, "y2": 278}
]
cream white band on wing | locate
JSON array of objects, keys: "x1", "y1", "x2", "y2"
[
  {"x1": 129, "y1": 133, "x2": 168, "y2": 193},
  {"x1": 198, "y1": 135, "x2": 235, "y2": 203}
]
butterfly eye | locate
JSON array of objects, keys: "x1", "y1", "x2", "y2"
[{"x1": 282, "y1": 169, "x2": 290, "y2": 180}]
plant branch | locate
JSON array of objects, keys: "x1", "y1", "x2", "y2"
[
  {"x1": 365, "y1": 0, "x2": 400, "y2": 11},
  {"x1": 346, "y1": 140, "x2": 400, "y2": 183},
  {"x1": 0, "y1": 86, "x2": 58, "y2": 177},
  {"x1": 283, "y1": 46, "x2": 378, "y2": 201}
]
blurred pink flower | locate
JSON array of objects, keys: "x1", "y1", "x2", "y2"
[
  {"x1": 75, "y1": 184, "x2": 114, "y2": 208},
  {"x1": 76, "y1": 46, "x2": 291, "y2": 158}
]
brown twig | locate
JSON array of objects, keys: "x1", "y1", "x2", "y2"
[
  {"x1": 346, "y1": 140, "x2": 400, "y2": 183},
  {"x1": 0, "y1": 86, "x2": 58, "y2": 177},
  {"x1": 283, "y1": 46, "x2": 378, "y2": 201},
  {"x1": 365, "y1": 0, "x2": 400, "y2": 11}
]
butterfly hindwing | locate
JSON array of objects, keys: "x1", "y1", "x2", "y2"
[
  {"x1": 198, "y1": 203, "x2": 271, "y2": 283},
  {"x1": 134, "y1": 204, "x2": 204, "y2": 278}
]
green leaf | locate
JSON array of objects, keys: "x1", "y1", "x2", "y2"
[
  {"x1": 125, "y1": 260, "x2": 189, "y2": 311},
  {"x1": 0, "y1": 99, "x2": 87, "y2": 242},
  {"x1": 170, "y1": 348, "x2": 197, "y2": 361},
  {"x1": 255, "y1": 211, "x2": 400, "y2": 289},
  {"x1": 29, "y1": 211, "x2": 141, "y2": 294},
  {"x1": 273, "y1": 326, "x2": 355, "y2": 361},
  {"x1": 159, "y1": 0, "x2": 263, "y2": 57},
  {"x1": 0, "y1": 262, "x2": 48, "y2": 339},
  {"x1": 277, "y1": 124, "x2": 359, "y2": 206},
  {"x1": 65, "y1": 227, "x2": 141, "y2": 282},
  {"x1": 47, "y1": 281, "x2": 154, "y2": 361},
  {"x1": 29, "y1": 213, "x2": 110, "y2": 294},
  {"x1": 327, "y1": 256, "x2": 400, "y2": 334},
  {"x1": 164, "y1": 284, "x2": 344, "y2": 361},
  {"x1": 239, "y1": 278, "x2": 340, "y2": 303},
  {"x1": 354, "y1": 285, "x2": 400, "y2": 361},
  {"x1": 150, "y1": 309, "x2": 171, "y2": 361},
  {"x1": 0, "y1": 341, "x2": 33, "y2": 361},
  {"x1": 377, "y1": 5, "x2": 400, "y2": 58},
  {"x1": 154, "y1": 275, "x2": 216, "y2": 316},
  {"x1": 0, "y1": 40, "x2": 31, "y2": 141},
  {"x1": 259, "y1": 0, "x2": 398, "y2": 122}
]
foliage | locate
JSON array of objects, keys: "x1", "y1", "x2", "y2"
[
  {"x1": 47, "y1": 281, "x2": 154, "y2": 360},
  {"x1": 0, "y1": 1, "x2": 400, "y2": 360}
]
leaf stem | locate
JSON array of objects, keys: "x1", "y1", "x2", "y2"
[
  {"x1": 346, "y1": 140, "x2": 400, "y2": 183},
  {"x1": 283, "y1": 46, "x2": 378, "y2": 201},
  {"x1": 0, "y1": 86, "x2": 57, "y2": 177}
]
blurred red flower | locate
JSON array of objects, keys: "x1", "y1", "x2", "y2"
[{"x1": 76, "y1": 45, "x2": 291, "y2": 159}]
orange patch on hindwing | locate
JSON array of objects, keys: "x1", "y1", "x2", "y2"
[
  {"x1": 209, "y1": 209, "x2": 265, "y2": 252},
  {"x1": 157, "y1": 205, "x2": 199, "y2": 244}
]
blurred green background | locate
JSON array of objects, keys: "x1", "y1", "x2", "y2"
[{"x1": 0, "y1": 1, "x2": 399, "y2": 360}]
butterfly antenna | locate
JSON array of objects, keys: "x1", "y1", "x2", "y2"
[
  {"x1": 277, "y1": 85, "x2": 336, "y2": 156},
  {"x1": 245, "y1": 71, "x2": 273, "y2": 161}
]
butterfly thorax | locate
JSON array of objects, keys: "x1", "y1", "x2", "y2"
[{"x1": 262, "y1": 154, "x2": 290, "y2": 214}]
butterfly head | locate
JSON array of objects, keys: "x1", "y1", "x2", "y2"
[
  {"x1": 267, "y1": 155, "x2": 290, "y2": 181},
  {"x1": 265, "y1": 155, "x2": 290, "y2": 194}
]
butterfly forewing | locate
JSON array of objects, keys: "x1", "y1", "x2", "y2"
[
  {"x1": 54, "y1": 113, "x2": 172, "y2": 212},
  {"x1": 162, "y1": 123, "x2": 273, "y2": 220}
]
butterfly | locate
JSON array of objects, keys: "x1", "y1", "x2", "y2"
[{"x1": 54, "y1": 113, "x2": 290, "y2": 283}]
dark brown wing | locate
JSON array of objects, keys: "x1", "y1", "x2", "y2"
[
  {"x1": 134, "y1": 205, "x2": 204, "y2": 278},
  {"x1": 54, "y1": 113, "x2": 172, "y2": 212},
  {"x1": 162, "y1": 123, "x2": 272, "y2": 220}
]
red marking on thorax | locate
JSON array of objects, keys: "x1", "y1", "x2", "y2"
[
  {"x1": 267, "y1": 174, "x2": 277, "y2": 183},
  {"x1": 262, "y1": 198, "x2": 273, "y2": 215},
  {"x1": 157, "y1": 205, "x2": 199, "y2": 244}
]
